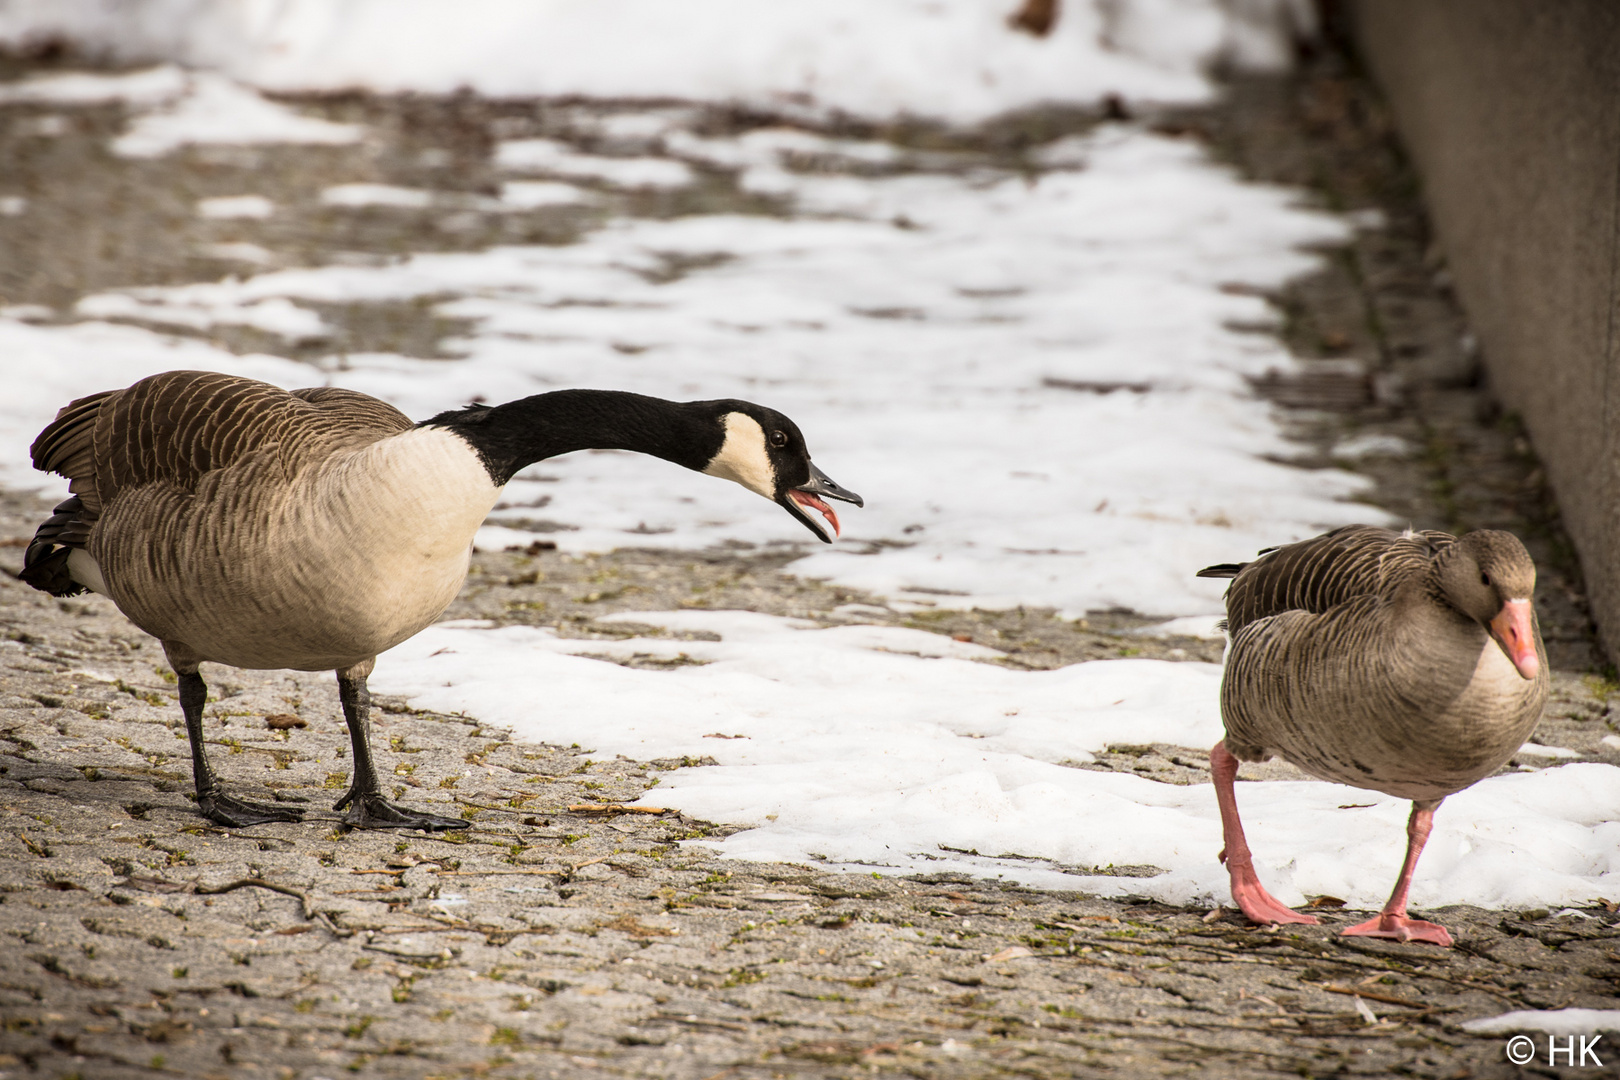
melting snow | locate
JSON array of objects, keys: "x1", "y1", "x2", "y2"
[
  {"x1": 112, "y1": 71, "x2": 364, "y2": 158},
  {"x1": 495, "y1": 139, "x2": 697, "y2": 190},
  {"x1": 197, "y1": 194, "x2": 275, "y2": 219},
  {"x1": 0, "y1": 62, "x2": 189, "y2": 105},
  {"x1": 1461, "y1": 1009, "x2": 1620, "y2": 1035},
  {"x1": 499, "y1": 181, "x2": 595, "y2": 210},
  {"x1": 373, "y1": 613, "x2": 1620, "y2": 905},
  {"x1": 0, "y1": 1, "x2": 1311, "y2": 123},
  {"x1": 321, "y1": 183, "x2": 437, "y2": 209},
  {"x1": 25, "y1": 126, "x2": 1370, "y2": 619}
]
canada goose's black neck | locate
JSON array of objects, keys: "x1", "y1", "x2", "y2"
[{"x1": 422, "y1": 390, "x2": 724, "y2": 485}]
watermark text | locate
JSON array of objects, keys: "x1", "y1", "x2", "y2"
[{"x1": 1504, "y1": 1034, "x2": 1604, "y2": 1067}]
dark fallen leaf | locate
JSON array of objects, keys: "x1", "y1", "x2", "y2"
[
  {"x1": 1007, "y1": 0, "x2": 1058, "y2": 37},
  {"x1": 504, "y1": 540, "x2": 557, "y2": 555}
]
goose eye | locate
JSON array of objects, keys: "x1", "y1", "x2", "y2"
[{"x1": 769, "y1": 430, "x2": 788, "y2": 448}]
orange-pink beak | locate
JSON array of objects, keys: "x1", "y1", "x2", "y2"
[{"x1": 1488, "y1": 598, "x2": 1539, "y2": 680}]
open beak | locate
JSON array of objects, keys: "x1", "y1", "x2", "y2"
[
  {"x1": 1488, "y1": 598, "x2": 1540, "y2": 680},
  {"x1": 782, "y1": 462, "x2": 863, "y2": 543}
]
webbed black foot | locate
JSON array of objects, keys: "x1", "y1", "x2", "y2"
[
  {"x1": 198, "y1": 791, "x2": 305, "y2": 828},
  {"x1": 178, "y1": 666, "x2": 300, "y2": 828},
  {"x1": 335, "y1": 789, "x2": 466, "y2": 831},
  {"x1": 331, "y1": 663, "x2": 467, "y2": 831}
]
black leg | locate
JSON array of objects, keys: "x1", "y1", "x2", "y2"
[
  {"x1": 178, "y1": 668, "x2": 301, "y2": 828},
  {"x1": 332, "y1": 664, "x2": 465, "y2": 831}
]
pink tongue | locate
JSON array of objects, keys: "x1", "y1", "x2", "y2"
[{"x1": 790, "y1": 490, "x2": 840, "y2": 537}]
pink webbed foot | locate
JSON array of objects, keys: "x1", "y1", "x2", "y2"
[
  {"x1": 1222, "y1": 851, "x2": 1319, "y2": 927},
  {"x1": 1340, "y1": 912, "x2": 1452, "y2": 947}
]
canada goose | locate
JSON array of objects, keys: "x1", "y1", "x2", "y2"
[
  {"x1": 1197, "y1": 525, "x2": 1547, "y2": 946},
  {"x1": 19, "y1": 370, "x2": 862, "y2": 831}
]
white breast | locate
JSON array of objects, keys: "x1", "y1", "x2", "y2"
[
  {"x1": 327, "y1": 426, "x2": 502, "y2": 566},
  {"x1": 298, "y1": 426, "x2": 502, "y2": 657}
]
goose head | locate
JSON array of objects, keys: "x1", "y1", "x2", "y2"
[
  {"x1": 1437, "y1": 530, "x2": 1540, "y2": 680},
  {"x1": 700, "y1": 404, "x2": 863, "y2": 542}
]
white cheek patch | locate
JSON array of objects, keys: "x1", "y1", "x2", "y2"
[{"x1": 702, "y1": 413, "x2": 776, "y2": 499}]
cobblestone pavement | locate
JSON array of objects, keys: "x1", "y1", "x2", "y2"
[{"x1": 1, "y1": 43, "x2": 1617, "y2": 1080}]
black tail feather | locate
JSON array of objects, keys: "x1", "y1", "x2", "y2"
[
  {"x1": 18, "y1": 546, "x2": 84, "y2": 597},
  {"x1": 1196, "y1": 562, "x2": 1246, "y2": 579},
  {"x1": 17, "y1": 495, "x2": 91, "y2": 597}
]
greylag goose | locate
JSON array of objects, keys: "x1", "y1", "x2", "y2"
[
  {"x1": 20, "y1": 370, "x2": 861, "y2": 831},
  {"x1": 1198, "y1": 525, "x2": 1546, "y2": 945}
]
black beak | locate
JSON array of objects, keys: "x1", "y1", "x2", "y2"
[
  {"x1": 781, "y1": 462, "x2": 863, "y2": 543},
  {"x1": 800, "y1": 462, "x2": 863, "y2": 508}
]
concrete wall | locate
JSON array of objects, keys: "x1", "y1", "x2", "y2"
[{"x1": 1348, "y1": 1, "x2": 1620, "y2": 664}]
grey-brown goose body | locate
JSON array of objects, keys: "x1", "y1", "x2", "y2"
[
  {"x1": 30, "y1": 373, "x2": 499, "y2": 672},
  {"x1": 1215, "y1": 526, "x2": 1548, "y2": 802}
]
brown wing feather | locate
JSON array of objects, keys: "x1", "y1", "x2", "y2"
[
  {"x1": 75, "y1": 371, "x2": 411, "y2": 506},
  {"x1": 22, "y1": 371, "x2": 412, "y2": 591},
  {"x1": 1218, "y1": 525, "x2": 1453, "y2": 634},
  {"x1": 30, "y1": 389, "x2": 117, "y2": 516},
  {"x1": 288, "y1": 386, "x2": 419, "y2": 427}
]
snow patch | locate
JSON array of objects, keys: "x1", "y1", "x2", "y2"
[
  {"x1": 111, "y1": 71, "x2": 364, "y2": 158},
  {"x1": 499, "y1": 181, "x2": 594, "y2": 210},
  {"x1": 1333, "y1": 432, "x2": 1411, "y2": 459},
  {"x1": 0, "y1": 62, "x2": 188, "y2": 105},
  {"x1": 1516, "y1": 742, "x2": 1580, "y2": 760},
  {"x1": 75, "y1": 292, "x2": 329, "y2": 342},
  {"x1": 321, "y1": 183, "x2": 435, "y2": 209},
  {"x1": 197, "y1": 194, "x2": 274, "y2": 219},
  {"x1": 0, "y1": 1, "x2": 1313, "y2": 124},
  {"x1": 0, "y1": 125, "x2": 1368, "y2": 620},
  {"x1": 496, "y1": 139, "x2": 695, "y2": 190},
  {"x1": 1461, "y1": 1010, "x2": 1620, "y2": 1036},
  {"x1": 373, "y1": 613, "x2": 1620, "y2": 904}
]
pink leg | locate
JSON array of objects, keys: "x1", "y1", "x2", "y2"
[
  {"x1": 1211, "y1": 741, "x2": 1318, "y2": 926},
  {"x1": 1341, "y1": 799, "x2": 1452, "y2": 947}
]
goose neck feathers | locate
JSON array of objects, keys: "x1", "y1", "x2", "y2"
[
  {"x1": 423, "y1": 390, "x2": 726, "y2": 485},
  {"x1": 421, "y1": 389, "x2": 861, "y2": 541}
]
